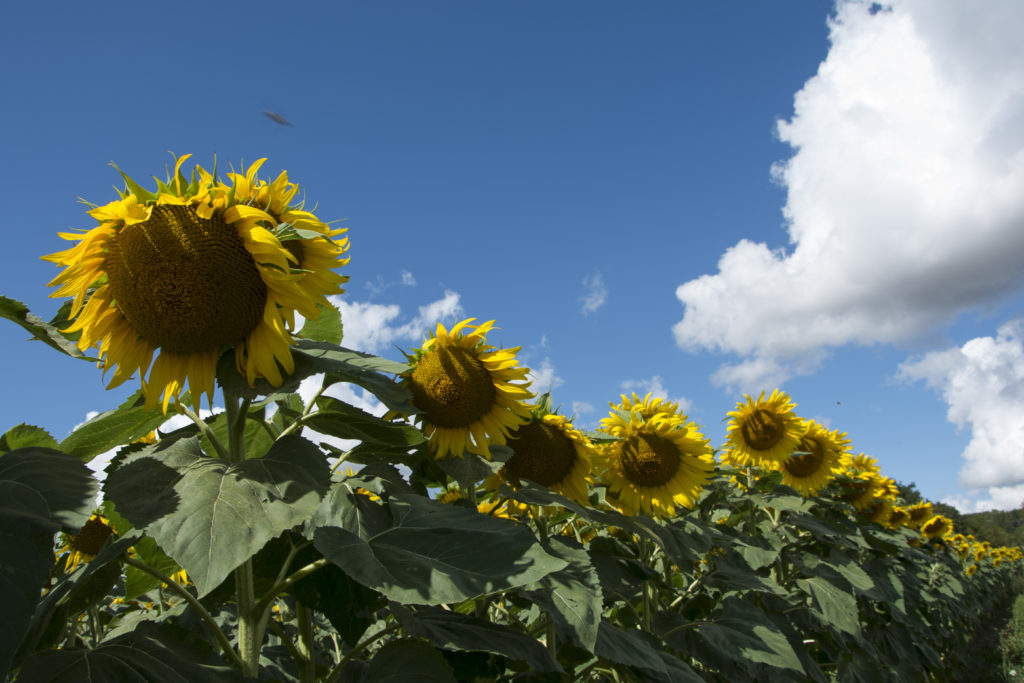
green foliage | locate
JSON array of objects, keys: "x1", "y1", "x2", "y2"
[{"x1": 4, "y1": 297, "x2": 1024, "y2": 682}]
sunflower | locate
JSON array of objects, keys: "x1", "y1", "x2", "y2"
[
  {"x1": 44, "y1": 155, "x2": 348, "y2": 412},
  {"x1": 906, "y1": 502, "x2": 934, "y2": 529},
  {"x1": 401, "y1": 319, "x2": 533, "y2": 459},
  {"x1": 723, "y1": 390, "x2": 803, "y2": 469},
  {"x1": 837, "y1": 471, "x2": 885, "y2": 510},
  {"x1": 496, "y1": 413, "x2": 594, "y2": 506},
  {"x1": 596, "y1": 396, "x2": 715, "y2": 518},
  {"x1": 886, "y1": 506, "x2": 911, "y2": 529},
  {"x1": 774, "y1": 420, "x2": 847, "y2": 496},
  {"x1": 57, "y1": 513, "x2": 116, "y2": 573},
  {"x1": 965, "y1": 564, "x2": 978, "y2": 577},
  {"x1": 921, "y1": 514, "x2": 953, "y2": 540}
]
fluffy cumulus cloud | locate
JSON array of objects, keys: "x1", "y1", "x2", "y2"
[
  {"x1": 898, "y1": 321, "x2": 1024, "y2": 505},
  {"x1": 674, "y1": 0, "x2": 1024, "y2": 390},
  {"x1": 335, "y1": 290, "x2": 463, "y2": 354},
  {"x1": 526, "y1": 357, "x2": 564, "y2": 394},
  {"x1": 581, "y1": 271, "x2": 607, "y2": 316}
]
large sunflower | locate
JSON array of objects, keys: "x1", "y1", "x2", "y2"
[
  {"x1": 775, "y1": 420, "x2": 847, "y2": 496},
  {"x1": 596, "y1": 396, "x2": 715, "y2": 518},
  {"x1": 401, "y1": 319, "x2": 533, "y2": 459},
  {"x1": 497, "y1": 413, "x2": 595, "y2": 506},
  {"x1": 45, "y1": 155, "x2": 349, "y2": 411},
  {"x1": 723, "y1": 390, "x2": 803, "y2": 469}
]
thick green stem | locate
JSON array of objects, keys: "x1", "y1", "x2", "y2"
[
  {"x1": 297, "y1": 604, "x2": 317, "y2": 683},
  {"x1": 235, "y1": 561, "x2": 261, "y2": 678},
  {"x1": 324, "y1": 623, "x2": 402, "y2": 683}
]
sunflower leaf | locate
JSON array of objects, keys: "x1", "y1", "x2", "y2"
[
  {"x1": 312, "y1": 490, "x2": 567, "y2": 605},
  {"x1": 0, "y1": 295, "x2": 96, "y2": 362},
  {"x1": 298, "y1": 302, "x2": 343, "y2": 345},
  {"x1": 0, "y1": 424, "x2": 59, "y2": 453},
  {"x1": 104, "y1": 434, "x2": 330, "y2": 596},
  {"x1": 392, "y1": 604, "x2": 562, "y2": 672},
  {"x1": 58, "y1": 391, "x2": 169, "y2": 462}
]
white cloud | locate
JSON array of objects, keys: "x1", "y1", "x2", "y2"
[
  {"x1": 674, "y1": 0, "x2": 1024, "y2": 384},
  {"x1": 298, "y1": 374, "x2": 389, "y2": 455},
  {"x1": 336, "y1": 290, "x2": 463, "y2": 353},
  {"x1": 571, "y1": 401, "x2": 594, "y2": 416},
  {"x1": 527, "y1": 357, "x2": 564, "y2": 394},
  {"x1": 400, "y1": 270, "x2": 416, "y2": 286},
  {"x1": 581, "y1": 271, "x2": 607, "y2": 316},
  {"x1": 898, "y1": 320, "x2": 1024, "y2": 501},
  {"x1": 619, "y1": 375, "x2": 693, "y2": 414}
]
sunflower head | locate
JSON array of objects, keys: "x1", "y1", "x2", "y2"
[
  {"x1": 57, "y1": 513, "x2": 116, "y2": 573},
  {"x1": 401, "y1": 319, "x2": 533, "y2": 459},
  {"x1": 723, "y1": 390, "x2": 803, "y2": 469},
  {"x1": 498, "y1": 413, "x2": 595, "y2": 506},
  {"x1": 45, "y1": 155, "x2": 349, "y2": 412},
  {"x1": 775, "y1": 420, "x2": 847, "y2": 496},
  {"x1": 906, "y1": 501, "x2": 934, "y2": 528},
  {"x1": 921, "y1": 514, "x2": 954, "y2": 540},
  {"x1": 596, "y1": 398, "x2": 715, "y2": 518}
]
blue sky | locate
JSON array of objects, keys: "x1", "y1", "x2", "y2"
[{"x1": 3, "y1": 1, "x2": 1024, "y2": 511}]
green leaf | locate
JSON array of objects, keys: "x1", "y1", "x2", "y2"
[
  {"x1": 0, "y1": 447, "x2": 97, "y2": 529},
  {"x1": 305, "y1": 396, "x2": 425, "y2": 448},
  {"x1": 359, "y1": 639, "x2": 458, "y2": 682},
  {"x1": 0, "y1": 295, "x2": 95, "y2": 361},
  {"x1": 691, "y1": 597, "x2": 804, "y2": 675},
  {"x1": 298, "y1": 302, "x2": 343, "y2": 345},
  {"x1": 520, "y1": 536, "x2": 603, "y2": 651},
  {"x1": 796, "y1": 576, "x2": 860, "y2": 636},
  {"x1": 594, "y1": 621, "x2": 695, "y2": 679},
  {"x1": 312, "y1": 491, "x2": 567, "y2": 605},
  {"x1": 0, "y1": 424, "x2": 59, "y2": 454},
  {"x1": 216, "y1": 339, "x2": 412, "y2": 412},
  {"x1": 291, "y1": 560, "x2": 385, "y2": 647},
  {"x1": 104, "y1": 434, "x2": 330, "y2": 596},
  {"x1": 59, "y1": 391, "x2": 169, "y2": 462},
  {"x1": 392, "y1": 604, "x2": 561, "y2": 672},
  {"x1": 16, "y1": 619, "x2": 241, "y2": 682}
]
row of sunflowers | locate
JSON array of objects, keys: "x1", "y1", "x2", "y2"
[{"x1": 2, "y1": 157, "x2": 1021, "y2": 681}]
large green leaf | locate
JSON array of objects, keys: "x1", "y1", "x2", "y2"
[
  {"x1": 59, "y1": 392, "x2": 170, "y2": 462},
  {"x1": 392, "y1": 604, "x2": 561, "y2": 673},
  {"x1": 0, "y1": 295, "x2": 95, "y2": 361},
  {"x1": 0, "y1": 424, "x2": 58, "y2": 453},
  {"x1": 16, "y1": 620, "x2": 241, "y2": 682},
  {"x1": 104, "y1": 435, "x2": 330, "y2": 596},
  {"x1": 663, "y1": 596, "x2": 805, "y2": 677},
  {"x1": 0, "y1": 448, "x2": 97, "y2": 529},
  {"x1": 358, "y1": 639, "x2": 457, "y2": 682},
  {"x1": 298, "y1": 302, "x2": 343, "y2": 345},
  {"x1": 304, "y1": 396, "x2": 425, "y2": 448},
  {"x1": 519, "y1": 536, "x2": 603, "y2": 651},
  {"x1": 594, "y1": 621, "x2": 699, "y2": 680},
  {"x1": 796, "y1": 576, "x2": 860, "y2": 636},
  {"x1": 217, "y1": 339, "x2": 412, "y2": 412},
  {"x1": 312, "y1": 491, "x2": 566, "y2": 605}
]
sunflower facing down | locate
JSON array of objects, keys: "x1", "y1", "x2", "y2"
[
  {"x1": 495, "y1": 413, "x2": 595, "y2": 506},
  {"x1": 57, "y1": 513, "x2": 116, "y2": 573},
  {"x1": 596, "y1": 396, "x2": 715, "y2": 518},
  {"x1": 401, "y1": 319, "x2": 533, "y2": 459},
  {"x1": 45, "y1": 155, "x2": 349, "y2": 412},
  {"x1": 723, "y1": 390, "x2": 803, "y2": 469}
]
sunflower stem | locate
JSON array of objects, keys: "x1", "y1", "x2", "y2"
[
  {"x1": 324, "y1": 622, "x2": 403, "y2": 683},
  {"x1": 177, "y1": 401, "x2": 229, "y2": 460},
  {"x1": 296, "y1": 603, "x2": 317, "y2": 683},
  {"x1": 235, "y1": 561, "x2": 262, "y2": 677}
]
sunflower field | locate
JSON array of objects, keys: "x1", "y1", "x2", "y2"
[{"x1": 2, "y1": 158, "x2": 1022, "y2": 682}]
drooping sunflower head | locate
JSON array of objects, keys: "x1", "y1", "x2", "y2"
[
  {"x1": 723, "y1": 389, "x2": 803, "y2": 469},
  {"x1": 596, "y1": 402, "x2": 715, "y2": 518},
  {"x1": 57, "y1": 513, "x2": 116, "y2": 573},
  {"x1": 401, "y1": 319, "x2": 533, "y2": 459},
  {"x1": 921, "y1": 514, "x2": 954, "y2": 540},
  {"x1": 861, "y1": 497, "x2": 894, "y2": 526},
  {"x1": 44, "y1": 155, "x2": 349, "y2": 412},
  {"x1": 498, "y1": 413, "x2": 595, "y2": 506},
  {"x1": 775, "y1": 420, "x2": 847, "y2": 496}
]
